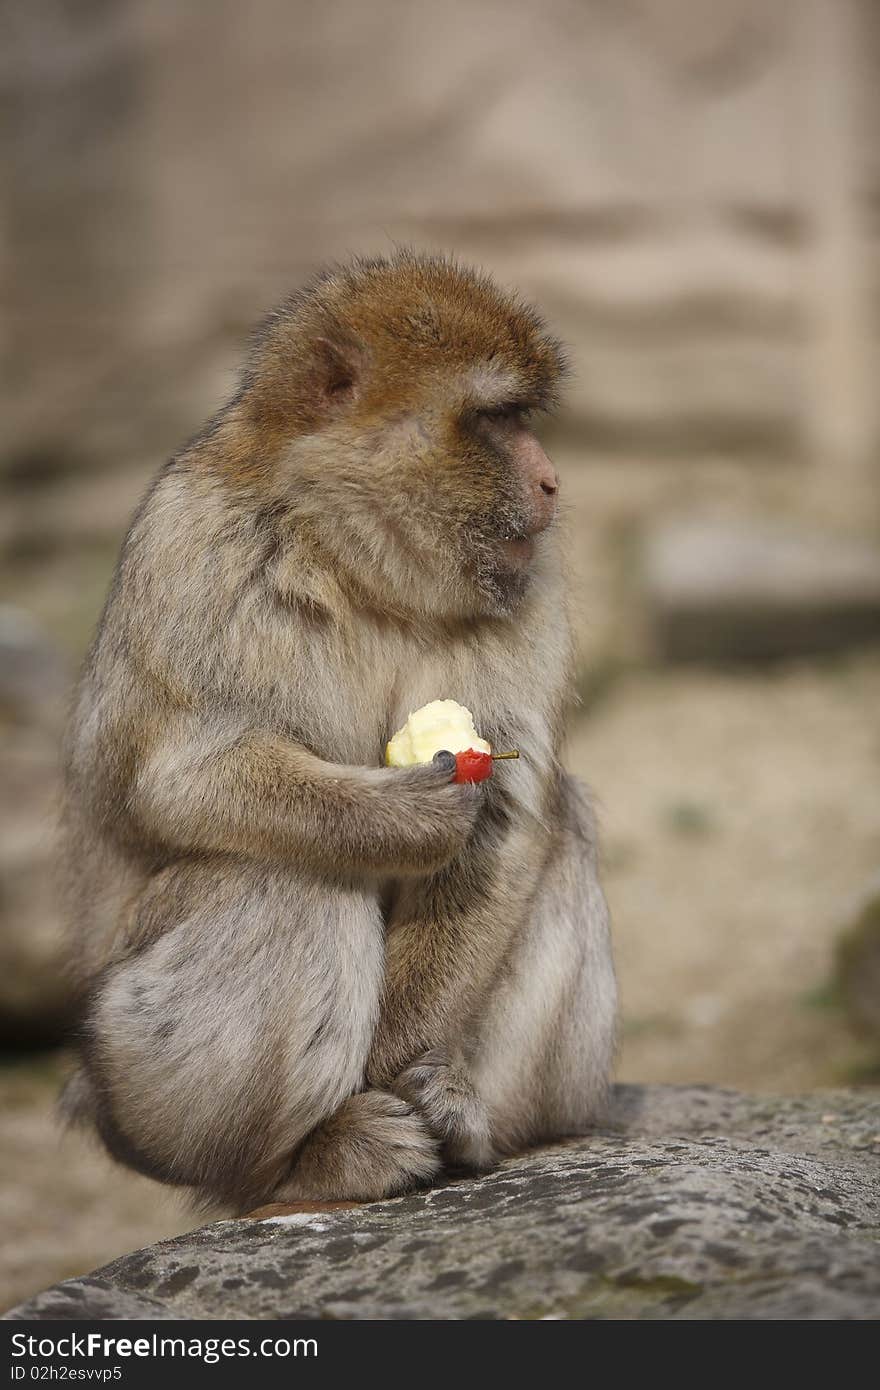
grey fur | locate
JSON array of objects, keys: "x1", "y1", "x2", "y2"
[{"x1": 61, "y1": 254, "x2": 616, "y2": 1213}]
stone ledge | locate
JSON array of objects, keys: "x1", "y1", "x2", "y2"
[{"x1": 5, "y1": 1085, "x2": 879, "y2": 1321}]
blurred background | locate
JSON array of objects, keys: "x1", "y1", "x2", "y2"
[{"x1": 2, "y1": 0, "x2": 879, "y2": 1311}]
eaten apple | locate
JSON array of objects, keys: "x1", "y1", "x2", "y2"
[{"x1": 385, "y1": 699, "x2": 518, "y2": 782}]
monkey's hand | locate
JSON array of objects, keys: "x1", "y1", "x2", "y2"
[
  {"x1": 134, "y1": 718, "x2": 482, "y2": 878},
  {"x1": 383, "y1": 750, "x2": 482, "y2": 867},
  {"x1": 391, "y1": 1049, "x2": 494, "y2": 1172}
]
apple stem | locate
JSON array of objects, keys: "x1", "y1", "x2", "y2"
[{"x1": 491, "y1": 750, "x2": 520, "y2": 760}]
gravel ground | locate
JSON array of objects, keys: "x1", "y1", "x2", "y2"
[{"x1": 569, "y1": 654, "x2": 880, "y2": 1091}]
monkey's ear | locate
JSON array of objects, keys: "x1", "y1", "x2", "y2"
[{"x1": 310, "y1": 334, "x2": 365, "y2": 410}]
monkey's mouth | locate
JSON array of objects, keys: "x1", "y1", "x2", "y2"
[
  {"x1": 501, "y1": 535, "x2": 535, "y2": 567},
  {"x1": 464, "y1": 510, "x2": 538, "y2": 609}
]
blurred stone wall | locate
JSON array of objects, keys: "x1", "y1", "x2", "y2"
[
  {"x1": 1, "y1": 0, "x2": 879, "y2": 1046},
  {"x1": 3, "y1": 0, "x2": 879, "y2": 478}
]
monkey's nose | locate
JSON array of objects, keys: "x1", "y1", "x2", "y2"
[
  {"x1": 514, "y1": 432, "x2": 559, "y2": 534},
  {"x1": 531, "y1": 458, "x2": 559, "y2": 529}
]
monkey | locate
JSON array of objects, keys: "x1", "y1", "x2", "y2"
[{"x1": 59, "y1": 250, "x2": 617, "y2": 1214}]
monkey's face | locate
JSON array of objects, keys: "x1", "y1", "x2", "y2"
[
  {"x1": 319, "y1": 391, "x2": 561, "y2": 619},
  {"x1": 242, "y1": 254, "x2": 567, "y2": 619}
]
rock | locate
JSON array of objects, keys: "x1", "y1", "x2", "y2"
[
  {"x1": 836, "y1": 873, "x2": 880, "y2": 1042},
  {"x1": 5, "y1": 1085, "x2": 880, "y2": 1321},
  {"x1": 643, "y1": 519, "x2": 880, "y2": 661}
]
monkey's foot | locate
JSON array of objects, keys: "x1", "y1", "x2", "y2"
[
  {"x1": 392, "y1": 1050, "x2": 495, "y2": 1171},
  {"x1": 273, "y1": 1090, "x2": 440, "y2": 1204}
]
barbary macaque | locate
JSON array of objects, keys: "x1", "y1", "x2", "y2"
[{"x1": 61, "y1": 252, "x2": 617, "y2": 1213}]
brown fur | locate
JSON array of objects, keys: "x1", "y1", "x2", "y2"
[{"x1": 60, "y1": 251, "x2": 616, "y2": 1213}]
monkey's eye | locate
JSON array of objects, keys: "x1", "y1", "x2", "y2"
[{"x1": 475, "y1": 403, "x2": 530, "y2": 426}]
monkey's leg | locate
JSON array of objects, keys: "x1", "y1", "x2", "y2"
[
  {"x1": 365, "y1": 816, "x2": 549, "y2": 1168},
  {"x1": 76, "y1": 859, "x2": 433, "y2": 1212},
  {"x1": 370, "y1": 777, "x2": 616, "y2": 1166},
  {"x1": 470, "y1": 776, "x2": 617, "y2": 1153}
]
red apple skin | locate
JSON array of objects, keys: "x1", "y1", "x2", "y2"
[{"x1": 453, "y1": 749, "x2": 493, "y2": 784}]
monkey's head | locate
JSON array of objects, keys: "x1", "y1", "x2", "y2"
[{"x1": 233, "y1": 252, "x2": 567, "y2": 619}]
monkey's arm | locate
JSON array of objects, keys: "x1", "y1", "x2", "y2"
[
  {"x1": 366, "y1": 812, "x2": 548, "y2": 1086},
  {"x1": 132, "y1": 716, "x2": 478, "y2": 876}
]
